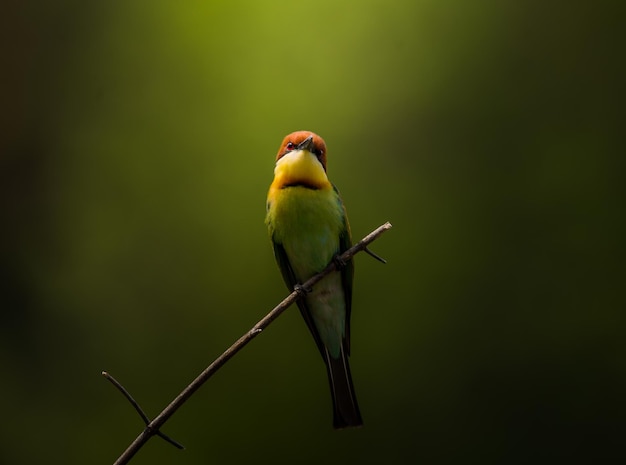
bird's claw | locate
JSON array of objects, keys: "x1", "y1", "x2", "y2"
[
  {"x1": 294, "y1": 284, "x2": 311, "y2": 296},
  {"x1": 333, "y1": 254, "x2": 348, "y2": 269}
]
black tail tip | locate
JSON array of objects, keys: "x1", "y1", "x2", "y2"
[{"x1": 333, "y1": 414, "x2": 364, "y2": 429}]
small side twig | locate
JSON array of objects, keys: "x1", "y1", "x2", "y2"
[
  {"x1": 102, "y1": 371, "x2": 184, "y2": 449},
  {"x1": 364, "y1": 246, "x2": 387, "y2": 263},
  {"x1": 106, "y1": 221, "x2": 392, "y2": 465}
]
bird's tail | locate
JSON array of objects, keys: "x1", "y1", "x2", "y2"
[{"x1": 325, "y1": 346, "x2": 363, "y2": 429}]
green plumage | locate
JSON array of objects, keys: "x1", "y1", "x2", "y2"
[
  {"x1": 267, "y1": 185, "x2": 352, "y2": 358},
  {"x1": 266, "y1": 183, "x2": 362, "y2": 428}
]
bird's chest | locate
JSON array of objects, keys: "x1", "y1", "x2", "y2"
[{"x1": 269, "y1": 187, "x2": 343, "y2": 276}]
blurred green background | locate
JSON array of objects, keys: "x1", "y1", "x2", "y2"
[{"x1": 1, "y1": 1, "x2": 623, "y2": 464}]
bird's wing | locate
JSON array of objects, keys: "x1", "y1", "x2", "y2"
[
  {"x1": 337, "y1": 197, "x2": 354, "y2": 355},
  {"x1": 271, "y1": 241, "x2": 327, "y2": 358}
]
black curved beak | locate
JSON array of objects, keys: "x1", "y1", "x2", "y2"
[{"x1": 296, "y1": 135, "x2": 314, "y2": 152}]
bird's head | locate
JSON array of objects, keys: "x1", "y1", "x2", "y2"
[{"x1": 276, "y1": 131, "x2": 328, "y2": 172}]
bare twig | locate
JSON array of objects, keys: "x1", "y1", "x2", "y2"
[
  {"x1": 102, "y1": 371, "x2": 184, "y2": 449},
  {"x1": 106, "y1": 221, "x2": 392, "y2": 465},
  {"x1": 364, "y1": 246, "x2": 387, "y2": 263},
  {"x1": 103, "y1": 371, "x2": 151, "y2": 424}
]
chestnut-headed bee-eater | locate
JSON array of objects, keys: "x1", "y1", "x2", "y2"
[{"x1": 265, "y1": 131, "x2": 362, "y2": 428}]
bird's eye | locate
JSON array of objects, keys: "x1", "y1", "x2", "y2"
[{"x1": 286, "y1": 142, "x2": 295, "y2": 150}]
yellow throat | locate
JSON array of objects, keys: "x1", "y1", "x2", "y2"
[{"x1": 271, "y1": 149, "x2": 332, "y2": 191}]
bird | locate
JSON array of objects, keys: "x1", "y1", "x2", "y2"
[{"x1": 265, "y1": 130, "x2": 362, "y2": 428}]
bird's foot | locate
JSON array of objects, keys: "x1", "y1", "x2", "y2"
[
  {"x1": 294, "y1": 284, "x2": 311, "y2": 296},
  {"x1": 333, "y1": 254, "x2": 348, "y2": 269}
]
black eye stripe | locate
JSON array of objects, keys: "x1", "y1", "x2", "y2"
[{"x1": 285, "y1": 141, "x2": 323, "y2": 157}]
